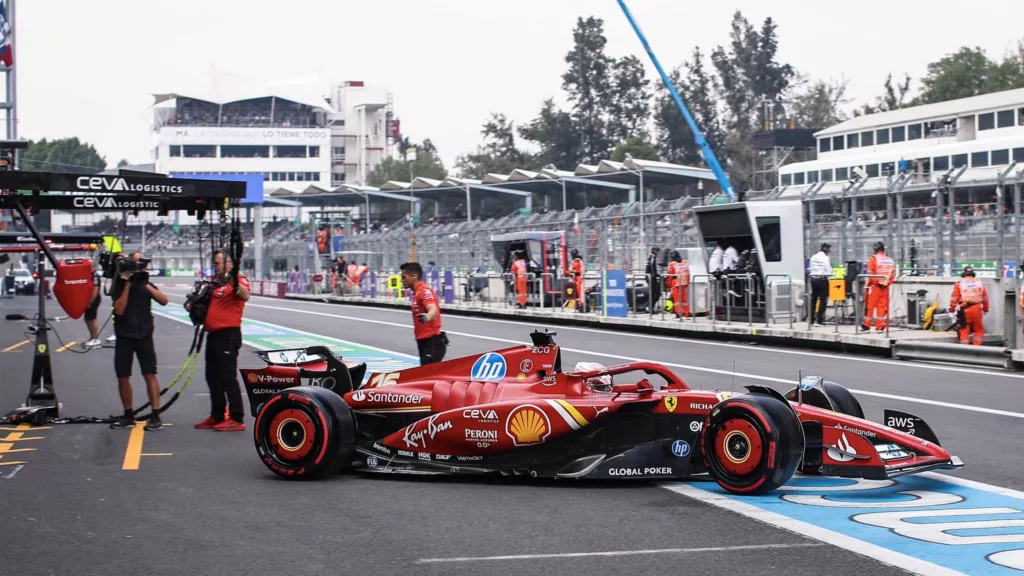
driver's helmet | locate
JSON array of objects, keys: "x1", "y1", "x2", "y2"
[{"x1": 575, "y1": 362, "x2": 612, "y2": 392}]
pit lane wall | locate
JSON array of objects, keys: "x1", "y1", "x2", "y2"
[{"x1": 284, "y1": 272, "x2": 1024, "y2": 364}]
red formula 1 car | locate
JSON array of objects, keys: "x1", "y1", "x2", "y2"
[{"x1": 240, "y1": 331, "x2": 963, "y2": 494}]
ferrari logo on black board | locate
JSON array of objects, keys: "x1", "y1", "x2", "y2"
[{"x1": 664, "y1": 396, "x2": 678, "y2": 412}]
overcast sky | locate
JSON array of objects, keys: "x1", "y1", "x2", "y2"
[{"x1": 13, "y1": 0, "x2": 1024, "y2": 171}]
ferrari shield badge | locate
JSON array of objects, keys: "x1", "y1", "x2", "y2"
[{"x1": 664, "y1": 396, "x2": 678, "y2": 412}]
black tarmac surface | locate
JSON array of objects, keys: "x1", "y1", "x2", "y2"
[{"x1": 3, "y1": 286, "x2": 1017, "y2": 576}]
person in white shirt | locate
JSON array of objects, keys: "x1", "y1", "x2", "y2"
[
  {"x1": 709, "y1": 240, "x2": 725, "y2": 273},
  {"x1": 723, "y1": 245, "x2": 739, "y2": 271},
  {"x1": 808, "y1": 243, "x2": 832, "y2": 326}
]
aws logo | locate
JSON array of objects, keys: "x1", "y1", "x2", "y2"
[{"x1": 505, "y1": 405, "x2": 550, "y2": 446}]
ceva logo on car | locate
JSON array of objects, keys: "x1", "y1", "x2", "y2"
[{"x1": 471, "y1": 353, "x2": 507, "y2": 382}]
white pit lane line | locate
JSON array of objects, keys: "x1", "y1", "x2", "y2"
[
  {"x1": 416, "y1": 542, "x2": 824, "y2": 563},
  {"x1": 236, "y1": 301, "x2": 1024, "y2": 421}
]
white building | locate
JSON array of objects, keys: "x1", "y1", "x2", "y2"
[{"x1": 777, "y1": 88, "x2": 1024, "y2": 197}]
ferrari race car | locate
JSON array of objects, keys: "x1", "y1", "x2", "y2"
[{"x1": 240, "y1": 331, "x2": 963, "y2": 495}]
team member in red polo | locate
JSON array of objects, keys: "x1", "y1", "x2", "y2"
[
  {"x1": 400, "y1": 262, "x2": 448, "y2": 365},
  {"x1": 193, "y1": 251, "x2": 251, "y2": 431}
]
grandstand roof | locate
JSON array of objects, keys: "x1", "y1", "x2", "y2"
[
  {"x1": 816, "y1": 87, "x2": 1024, "y2": 137},
  {"x1": 151, "y1": 64, "x2": 337, "y2": 114}
]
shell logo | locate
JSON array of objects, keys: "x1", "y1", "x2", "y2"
[
  {"x1": 506, "y1": 405, "x2": 551, "y2": 446},
  {"x1": 247, "y1": 373, "x2": 258, "y2": 383}
]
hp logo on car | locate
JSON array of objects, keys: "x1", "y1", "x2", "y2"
[
  {"x1": 671, "y1": 440, "x2": 690, "y2": 457},
  {"x1": 471, "y1": 353, "x2": 507, "y2": 382}
]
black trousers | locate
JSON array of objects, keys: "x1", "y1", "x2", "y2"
[
  {"x1": 417, "y1": 333, "x2": 448, "y2": 365},
  {"x1": 205, "y1": 327, "x2": 244, "y2": 422},
  {"x1": 810, "y1": 276, "x2": 829, "y2": 324}
]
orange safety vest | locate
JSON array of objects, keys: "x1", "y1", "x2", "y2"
[
  {"x1": 951, "y1": 278, "x2": 988, "y2": 308},
  {"x1": 512, "y1": 259, "x2": 527, "y2": 278},
  {"x1": 867, "y1": 254, "x2": 895, "y2": 287},
  {"x1": 667, "y1": 261, "x2": 690, "y2": 287}
]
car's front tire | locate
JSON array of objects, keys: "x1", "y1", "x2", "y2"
[
  {"x1": 700, "y1": 394, "x2": 803, "y2": 495},
  {"x1": 254, "y1": 386, "x2": 355, "y2": 480}
]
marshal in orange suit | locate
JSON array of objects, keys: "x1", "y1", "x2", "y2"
[{"x1": 861, "y1": 242, "x2": 896, "y2": 332}]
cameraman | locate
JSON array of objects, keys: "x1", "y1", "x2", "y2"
[
  {"x1": 109, "y1": 252, "x2": 169, "y2": 431},
  {"x1": 192, "y1": 251, "x2": 250, "y2": 432},
  {"x1": 82, "y1": 268, "x2": 103, "y2": 349}
]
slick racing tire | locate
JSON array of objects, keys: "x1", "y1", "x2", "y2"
[
  {"x1": 254, "y1": 386, "x2": 355, "y2": 480},
  {"x1": 701, "y1": 394, "x2": 803, "y2": 495}
]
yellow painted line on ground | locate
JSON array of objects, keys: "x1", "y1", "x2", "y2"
[
  {"x1": 0, "y1": 435, "x2": 43, "y2": 441},
  {"x1": 0, "y1": 442, "x2": 35, "y2": 454},
  {"x1": 2, "y1": 340, "x2": 30, "y2": 352},
  {"x1": 0, "y1": 460, "x2": 27, "y2": 466},
  {"x1": 141, "y1": 453, "x2": 173, "y2": 457},
  {"x1": 122, "y1": 422, "x2": 145, "y2": 470},
  {"x1": 0, "y1": 426, "x2": 50, "y2": 432},
  {"x1": 56, "y1": 341, "x2": 76, "y2": 352}
]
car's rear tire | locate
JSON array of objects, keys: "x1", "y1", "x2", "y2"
[
  {"x1": 701, "y1": 394, "x2": 803, "y2": 495},
  {"x1": 254, "y1": 386, "x2": 355, "y2": 480}
]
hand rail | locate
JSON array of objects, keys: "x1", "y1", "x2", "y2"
[
  {"x1": 689, "y1": 274, "x2": 715, "y2": 324},
  {"x1": 763, "y1": 273, "x2": 793, "y2": 329},
  {"x1": 724, "y1": 273, "x2": 756, "y2": 325}
]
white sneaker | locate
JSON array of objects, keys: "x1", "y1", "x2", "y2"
[
  {"x1": 83, "y1": 339, "x2": 102, "y2": 349},
  {"x1": 106, "y1": 334, "x2": 117, "y2": 342}
]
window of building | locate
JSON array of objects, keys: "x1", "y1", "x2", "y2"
[
  {"x1": 865, "y1": 164, "x2": 879, "y2": 178},
  {"x1": 925, "y1": 119, "x2": 957, "y2": 138},
  {"x1": 332, "y1": 172, "x2": 347, "y2": 184},
  {"x1": 971, "y1": 151, "x2": 989, "y2": 167},
  {"x1": 183, "y1": 145, "x2": 216, "y2": 158},
  {"x1": 308, "y1": 146, "x2": 320, "y2": 158},
  {"x1": 832, "y1": 135, "x2": 845, "y2": 151},
  {"x1": 933, "y1": 156, "x2": 950, "y2": 171},
  {"x1": 952, "y1": 153, "x2": 968, "y2": 168},
  {"x1": 808, "y1": 170, "x2": 819, "y2": 183},
  {"x1": 821, "y1": 169, "x2": 834, "y2": 182},
  {"x1": 836, "y1": 167, "x2": 849, "y2": 181},
  {"x1": 221, "y1": 145, "x2": 269, "y2": 158},
  {"x1": 847, "y1": 133, "x2": 859, "y2": 148},
  {"x1": 978, "y1": 112, "x2": 995, "y2": 131},
  {"x1": 1015, "y1": 148, "x2": 1024, "y2": 163},
  {"x1": 891, "y1": 126, "x2": 906, "y2": 142},
  {"x1": 861, "y1": 131, "x2": 874, "y2": 147},
  {"x1": 992, "y1": 149, "x2": 1010, "y2": 165},
  {"x1": 819, "y1": 138, "x2": 831, "y2": 153},
  {"x1": 794, "y1": 172, "x2": 805, "y2": 185},
  {"x1": 876, "y1": 128, "x2": 890, "y2": 144},
  {"x1": 1019, "y1": 108, "x2": 1024, "y2": 126},
  {"x1": 908, "y1": 123, "x2": 922, "y2": 140},
  {"x1": 169, "y1": 145, "x2": 182, "y2": 157},
  {"x1": 274, "y1": 145, "x2": 307, "y2": 158},
  {"x1": 881, "y1": 161, "x2": 895, "y2": 176},
  {"x1": 755, "y1": 217, "x2": 782, "y2": 262},
  {"x1": 997, "y1": 109, "x2": 1015, "y2": 128}
]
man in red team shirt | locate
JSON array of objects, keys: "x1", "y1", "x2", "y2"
[
  {"x1": 400, "y1": 262, "x2": 448, "y2": 365},
  {"x1": 191, "y1": 250, "x2": 251, "y2": 431}
]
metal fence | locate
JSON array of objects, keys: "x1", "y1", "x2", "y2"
[{"x1": 132, "y1": 171, "x2": 1024, "y2": 281}]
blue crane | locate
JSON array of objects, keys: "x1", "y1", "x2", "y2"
[{"x1": 616, "y1": 0, "x2": 737, "y2": 202}]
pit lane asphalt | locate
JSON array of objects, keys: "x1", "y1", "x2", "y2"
[{"x1": 0, "y1": 290, "x2": 998, "y2": 576}]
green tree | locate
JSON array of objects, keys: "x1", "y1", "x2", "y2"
[
  {"x1": 366, "y1": 140, "x2": 446, "y2": 188},
  {"x1": 606, "y1": 55, "x2": 652, "y2": 144},
  {"x1": 562, "y1": 16, "x2": 614, "y2": 163},
  {"x1": 709, "y1": 12, "x2": 795, "y2": 191},
  {"x1": 455, "y1": 113, "x2": 533, "y2": 179},
  {"x1": 789, "y1": 77, "x2": 849, "y2": 129},
  {"x1": 610, "y1": 137, "x2": 659, "y2": 162},
  {"x1": 21, "y1": 137, "x2": 106, "y2": 173},
  {"x1": 654, "y1": 48, "x2": 724, "y2": 167},
  {"x1": 914, "y1": 47, "x2": 1024, "y2": 105},
  {"x1": 856, "y1": 73, "x2": 912, "y2": 116},
  {"x1": 518, "y1": 99, "x2": 582, "y2": 169}
]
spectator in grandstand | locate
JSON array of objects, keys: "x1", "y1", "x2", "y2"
[
  {"x1": 949, "y1": 266, "x2": 988, "y2": 346},
  {"x1": 808, "y1": 243, "x2": 832, "y2": 326}
]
